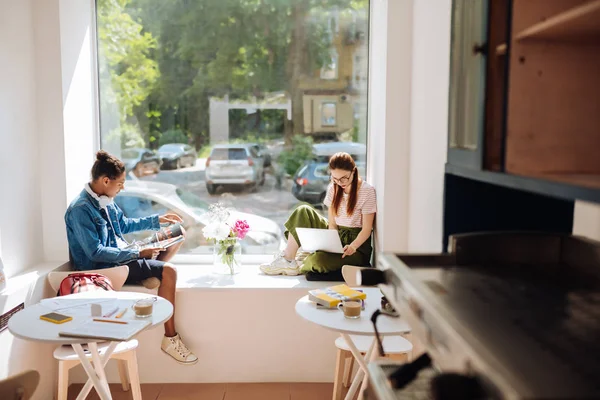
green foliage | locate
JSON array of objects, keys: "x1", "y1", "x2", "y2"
[
  {"x1": 98, "y1": 0, "x2": 369, "y2": 148},
  {"x1": 198, "y1": 145, "x2": 213, "y2": 158},
  {"x1": 104, "y1": 123, "x2": 146, "y2": 152},
  {"x1": 278, "y1": 135, "x2": 314, "y2": 176},
  {"x1": 159, "y1": 129, "x2": 189, "y2": 147},
  {"x1": 97, "y1": 0, "x2": 159, "y2": 122}
]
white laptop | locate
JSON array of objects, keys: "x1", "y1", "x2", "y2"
[{"x1": 296, "y1": 227, "x2": 345, "y2": 253}]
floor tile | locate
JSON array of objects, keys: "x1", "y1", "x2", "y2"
[
  {"x1": 158, "y1": 383, "x2": 226, "y2": 400},
  {"x1": 290, "y1": 383, "x2": 333, "y2": 400},
  {"x1": 224, "y1": 382, "x2": 290, "y2": 400},
  {"x1": 67, "y1": 383, "x2": 163, "y2": 400}
]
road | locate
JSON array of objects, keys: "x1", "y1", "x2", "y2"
[{"x1": 136, "y1": 158, "x2": 306, "y2": 230}]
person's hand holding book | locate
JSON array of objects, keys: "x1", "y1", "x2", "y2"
[
  {"x1": 140, "y1": 247, "x2": 165, "y2": 260},
  {"x1": 159, "y1": 213, "x2": 183, "y2": 225}
]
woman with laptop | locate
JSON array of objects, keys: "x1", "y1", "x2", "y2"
[{"x1": 260, "y1": 152, "x2": 376, "y2": 276}]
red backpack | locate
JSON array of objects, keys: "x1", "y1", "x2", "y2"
[{"x1": 58, "y1": 273, "x2": 114, "y2": 296}]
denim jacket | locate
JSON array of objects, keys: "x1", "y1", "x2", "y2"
[{"x1": 65, "y1": 188, "x2": 160, "y2": 270}]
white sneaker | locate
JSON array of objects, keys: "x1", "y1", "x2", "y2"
[
  {"x1": 260, "y1": 253, "x2": 300, "y2": 276},
  {"x1": 161, "y1": 334, "x2": 198, "y2": 365}
]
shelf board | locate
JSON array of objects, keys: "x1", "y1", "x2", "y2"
[
  {"x1": 445, "y1": 164, "x2": 600, "y2": 204},
  {"x1": 496, "y1": 43, "x2": 507, "y2": 55},
  {"x1": 516, "y1": 0, "x2": 600, "y2": 41}
]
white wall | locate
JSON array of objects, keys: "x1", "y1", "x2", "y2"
[
  {"x1": 407, "y1": 0, "x2": 451, "y2": 252},
  {"x1": 368, "y1": 0, "x2": 450, "y2": 254},
  {"x1": 573, "y1": 201, "x2": 600, "y2": 240},
  {"x1": 0, "y1": 0, "x2": 44, "y2": 278},
  {"x1": 367, "y1": 0, "x2": 413, "y2": 253},
  {"x1": 0, "y1": 0, "x2": 96, "y2": 396}
]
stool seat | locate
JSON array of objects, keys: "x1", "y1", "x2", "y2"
[
  {"x1": 53, "y1": 339, "x2": 139, "y2": 361},
  {"x1": 334, "y1": 335, "x2": 413, "y2": 354}
]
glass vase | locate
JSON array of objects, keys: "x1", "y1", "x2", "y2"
[{"x1": 213, "y1": 239, "x2": 242, "y2": 275}]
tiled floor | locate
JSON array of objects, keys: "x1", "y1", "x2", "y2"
[{"x1": 67, "y1": 382, "x2": 353, "y2": 400}]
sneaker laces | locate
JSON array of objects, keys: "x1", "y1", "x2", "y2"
[{"x1": 173, "y1": 337, "x2": 191, "y2": 357}]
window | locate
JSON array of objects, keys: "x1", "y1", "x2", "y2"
[
  {"x1": 320, "y1": 49, "x2": 339, "y2": 80},
  {"x1": 95, "y1": 0, "x2": 370, "y2": 258},
  {"x1": 321, "y1": 102, "x2": 337, "y2": 126}
]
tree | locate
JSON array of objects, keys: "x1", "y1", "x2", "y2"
[
  {"x1": 113, "y1": 0, "x2": 368, "y2": 148},
  {"x1": 97, "y1": 0, "x2": 159, "y2": 152}
]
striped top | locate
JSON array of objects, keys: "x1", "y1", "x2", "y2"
[{"x1": 324, "y1": 181, "x2": 377, "y2": 228}]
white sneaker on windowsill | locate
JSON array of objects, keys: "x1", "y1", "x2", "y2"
[
  {"x1": 161, "y1": 334, "x2": 198, "y2": 365},
  {"x1": 260, "y1": 253, "x2": 300, "y2": 276}
]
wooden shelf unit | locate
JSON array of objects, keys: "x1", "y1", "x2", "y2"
[
  {"x1": 504, "y1": 0, "x2": 600, "y2": 186},
  {"x1": 516, "y1": 0, "x2": 600, "y2": 41}
]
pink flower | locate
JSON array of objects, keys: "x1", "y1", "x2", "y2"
[{"x1": 233, "y1": 219, "x2": 250, "y2": 239}]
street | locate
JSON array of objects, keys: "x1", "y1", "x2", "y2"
[{"x1": 136, "y1": 158, "x2": 306, "y2": 231}]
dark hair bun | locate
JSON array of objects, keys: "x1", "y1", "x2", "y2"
[{"x1": 96, "y1": 150, "x2": 110, "y2": 162}]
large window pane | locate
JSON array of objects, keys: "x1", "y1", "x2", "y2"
[{"x1": 95, "y1": 0, "x2": 370, "y2": 256}]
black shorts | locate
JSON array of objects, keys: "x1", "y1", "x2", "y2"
[{"x1": 125, "y1": 259, "x2": 165, "y2": 284}]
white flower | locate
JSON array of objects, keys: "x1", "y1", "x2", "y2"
[{"x1": 202, "y1": 221, "x2": 231, "y2": 241}]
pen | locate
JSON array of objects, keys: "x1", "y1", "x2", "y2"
[
  {"x1": 115, "y1": 308, "x2": 128, "y2": 319},
  {"x1": 93, "y1": 318, "x2": 129, "y2": 325},
  {"x1": 103, "y1": 306, "x2": 119, "y2": 318}
]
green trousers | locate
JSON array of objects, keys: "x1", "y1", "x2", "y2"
[{"x1": 284, "y1": 204, "x2": 372, "y2": 273}]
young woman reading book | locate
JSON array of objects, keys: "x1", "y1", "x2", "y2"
[
  {"x1": 64, "y1": 151, "x2": 197, "y2": 365},
  {"x1": 260, "y1": 152, "x2": 376, "y2": 276}
]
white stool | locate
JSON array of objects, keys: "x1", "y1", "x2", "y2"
[
  {"x1": 55, "y1": 339, "x2": 141, "y2": 400},
  {"x1": 332, "y1": 335, "x2": 413, "y2": 400}
]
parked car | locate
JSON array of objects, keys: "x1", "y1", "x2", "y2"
[
  {"x1": 121, "y1": 148, "x2": 161, "y2": 176},
  {"x1": 114, "y1": 181, "x2": 284, "y2": 254},
  {"x1": 291, "y1": 142, "x2": 366, "y2": 205},
  {"x1": 205, "y1": 144, "x2": 265, "y2": 194},
  {"x1": 157, "y1": 143, "x2": 197, "y2": 170}
]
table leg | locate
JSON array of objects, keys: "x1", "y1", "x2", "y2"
[
  {"x1": 77, "y1": 342, "x2": 119, "y2": 399},
  {"x1": 72, "y1": 343, "x2": 115, "y2": 400},
  {"x1": 341, "y1": 334, "x2": 376, "y2": 400},
  {"x1": 357, "y1": 340, "x2": 379, "y2": 400}
]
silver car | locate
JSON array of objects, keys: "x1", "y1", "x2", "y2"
[
  {"x1": 115, "y1": 180, "x2": 284, "y2": 254},
  {"x1": 205, "y1": 144, "x2": 265, "y2": 194}
]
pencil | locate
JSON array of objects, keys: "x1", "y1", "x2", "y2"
[
  {"x1": 93, "y1": 318, "x2": 128, "y2": 325},
  {"x1": 115, "y1": 308, "x2": 128, "y2": 319}
]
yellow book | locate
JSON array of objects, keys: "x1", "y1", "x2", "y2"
[{"x1": 308, "y1": 284, "x2": 367, "y2": 308}]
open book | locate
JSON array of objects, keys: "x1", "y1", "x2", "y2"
[
  {"x1": 59, "y1": 318, "x2": 151, "y2": 341},
  {"x1": 125, "y1": 223, "x2": 185, "y2": 250}
]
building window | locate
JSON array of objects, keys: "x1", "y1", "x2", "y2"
[
  {"x1": 321, "y1": 102, "x2": 337, "y2": 127},
  {"x1": 320, "y1": 49, "x2": 339, "y2": 80},
  {"x1": 95, "y1": 0, "x2": 370, "y2": 258}
]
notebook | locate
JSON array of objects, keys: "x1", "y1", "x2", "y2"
[
  {"x1": 296, "y1": 227, "x2": 344, "y2": 253},
  {"x1": 59, "y1": 318, "x2": 151, "y2": 341}
]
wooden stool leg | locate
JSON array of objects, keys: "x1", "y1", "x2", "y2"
[
  {"x1": 57, "y1": 361, "x2": 70, "y2": 400},
  {"x1": 343, "y1": 356, "x2": 354, "y2": 388},
  {"x1": 126, "y1": 350, "x2": 142, "y2": 400},
  {"x1": 332, "y1": 349, "x2": 347, "y2": 400},
  {"x1": 117, "y1": 359, "x2": 130, "y2": 391}
]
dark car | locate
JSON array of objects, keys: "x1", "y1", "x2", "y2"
[
  {"x1": 291, "y1": 142, "x2": 366, "y2": 205},
  {"x1": 121, "y1": 148, "x2": 161, "y2": 176},
  {"x1": 157, "y1": 143, "x2": 197, "y2": 170}
]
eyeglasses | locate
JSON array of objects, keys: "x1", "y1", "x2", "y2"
[{"x1": 331, "y1": 171, "x2": 353, "y2": 184}]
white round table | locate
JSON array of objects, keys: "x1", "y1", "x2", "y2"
[
  {"x1": 295, "y1": 287, "x2": 410, "y2": 400},
  {"x1": 9, "y1": 291, "x2": 172, "y2": 400}
]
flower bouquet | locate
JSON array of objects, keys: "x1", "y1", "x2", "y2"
[{"x1": 202, "y1": 203, "x2": 250, "y2": 275}]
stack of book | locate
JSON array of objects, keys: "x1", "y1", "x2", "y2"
[{"x1": 308, "y1": 284, "x2": 367, "y2": 309}]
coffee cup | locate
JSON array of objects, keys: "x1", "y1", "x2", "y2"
[
  {"x1": 132, "y1": 297, "x2": 156, "y2": 318},
  {"x1": 337, "y1": 300, "x2": 362, "y2": 319}
]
